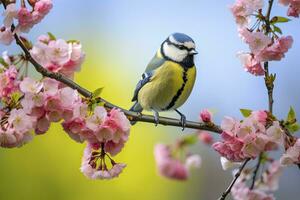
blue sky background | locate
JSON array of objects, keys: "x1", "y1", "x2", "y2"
[{"x1": 1, "y1": 0, "x2": 300, "y2": 199}]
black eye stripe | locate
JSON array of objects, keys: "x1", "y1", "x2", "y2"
[{"x1": 165, "y1": 38, "x2": 194, "y2": 51}]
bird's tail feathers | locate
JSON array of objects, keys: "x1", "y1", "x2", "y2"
[{"x1": 129, "y1": 102, "x2": 143, "y2": 125}]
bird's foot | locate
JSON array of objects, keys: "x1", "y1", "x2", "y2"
[
  {"x1": 180, "y1": 114, "x2": 186, "y2": 130},
  {"x1": 175, "y1": 109, "x2": 186, "y2": 131},
  {"x1": 153, "y1": 110, "x2": 160, "y2": 126}
]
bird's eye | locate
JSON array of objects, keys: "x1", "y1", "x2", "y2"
[{"x1": 178, "y1": 45, "x2": 185, "y2": 50}]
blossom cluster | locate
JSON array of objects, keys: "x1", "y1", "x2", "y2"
[
  {"x1": 0, "y1": 33, "x2": 130, "y2": 179},
  {"x1": 230, "y1": 0, "x2": 293, "y2": 76},
  {"x1": 154, "y1": 143, "x2": 201, "y2": 180},
  {"x1": 30, "y1": 34, "x2": 85, "y2": 77},
  {"x1": 213, "y1": 110, "x2": 284, "y2": 162},
  {"x1": 279, "y1": 0, "x2": 300, "y2": 17},
  {"x1": 230, "y1": 0, "x2": 264, "y2": 27},
  {"x1": 238, "y1": 29, "x2": 293, "y2": 76},
  {"x1": 280, "y1": 138, "x2": 300, "y2": 165},
  {"x1": 64, "y1": 106, "x2": 131, "y2": 157},
  {"x1": 80, "y1": 143, "x2": 127, "y2": 180},
  {"x1": 0, "y1": 0, "x2": 52, "y2": 45},
  {"x1": 231, "y1": 161, "x2": 282, "y2": 200}
]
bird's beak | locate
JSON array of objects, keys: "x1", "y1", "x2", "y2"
[{"x1": 189, "y1": 49, "x2": 198, "y2": 55}]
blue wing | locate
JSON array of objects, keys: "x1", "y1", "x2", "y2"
[{"x1": 131, "y1": 53, "x2": 166, "y2": 102}]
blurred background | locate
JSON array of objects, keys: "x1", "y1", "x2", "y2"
[{"x1": 0, "y1": 0, "x2": 300, "y2": 199}]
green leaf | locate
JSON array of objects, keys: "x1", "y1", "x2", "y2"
[
  {"x1": 273, "y1": 25, "x2": 282, "y2": 34},
  {"x1": 0, "y1": 57, "x2": 8, "y2": 68},
  {"x1": 182, "y1": 134, "x2": 198, "y2": 146},
  {"x1": 240, "y1": 109, "x2": 252, "y2": 118},
  {"x1": 287, "y1": 123, "x2": 300, "y2": 133},
  {"x1": 11, "y1": 92, "x2": 22, "y2": 103},
  {"x1": 47, "y1": 32, "x2": 56, "y2": 41},
  {"x1": 286, "y1": 106, "x2": 296, "y2": 124},
  {"x1": 67, "y1": 40, "x2": 80, "y2": 44},
  {"x1": 93, "y1": 87, "x2": 103, "y2": 97},
  {"x1": 271, "y1": 16, "x2": 291, "y2": 24}
]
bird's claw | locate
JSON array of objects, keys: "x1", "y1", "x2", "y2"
[
  {"x1": 153, "y1": 110, "x2": 159, "y2": 126},
  {"x1": 175, "y1": 109, "x2": 186, "y2": 131},
  {"x1": 180, "y1": 114, "x2": 186, "y2": 131}
]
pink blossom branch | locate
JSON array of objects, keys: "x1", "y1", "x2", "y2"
[
  {"x1": 218, "y1": 158, "x2": 251, "y2": 200},
  {"x1": 0, "y1": 0, "x2": 222, "y2": 134},
  {"x1": 218, "y1": 0, "x2": 277, "y2": 199}
]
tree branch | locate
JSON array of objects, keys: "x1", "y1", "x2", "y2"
[
  {"x1": 264, "y1": 0, "x2": 275, "y2": 114},
  {"x1": 1, "y1": 1, "x2": 222, "y2": 134},
  {"x1": 250, "y1": 154, "x2": 262, "y2": 190},
  {"x1": 218, "y1": 158, "x2": 251, "y2": 200}
]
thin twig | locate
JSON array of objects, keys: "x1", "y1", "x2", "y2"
[
  {"x1": 218, "y1": 158, "x2": 251, "y2": 200},
  {"x1": 0, "y1": 0, "x2": 222, "y2": 134},
  {"x1": 250, "y1": 154, "x2": 262, "y2": 190},
  {"x1": 263, "y1": 0, "x2": 275, "y2": 114}
]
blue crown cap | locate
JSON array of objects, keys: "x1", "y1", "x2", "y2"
[{"x1": 171, "y1": 33, "x2": 194, "y2": 43}]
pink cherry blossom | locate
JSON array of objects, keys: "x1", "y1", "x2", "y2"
[
  {"x1": 154, "y1": 144, "x2": 200, "y2": 180},
  {"x1": 32, "y1": 0, "x2": 53, "y2": 23},
  {"x1": 231, "y1": 176, "x2": 275, "y2": 200},
  {"x1": 16, "y1": 7, "x2": 34, "y2": 33},
  {"x1": 280, "y1": 138, "x2": 300, "y2": 165},
  {"x1": 213, "y1": 131, "x2": 246, "y2": 162},
  {"x1": 80, "y1": 143, "x2": 126, "y2": 180},
  {"x1": 198, "y1": 131, "x2": 214, "y2": 145},
  {"x1": 0, "y1": 65, "x2": 20, "y2": 98},
  {"x1": 35, "y1": 116, "x2": 50, "y2": 134},
  {"x1": 200, "y1": 109, "x2": 212, "y2": 122},
  {"x1": 62, "y1": 103, "x2": 88, "y2": 142},
  {"x1": 104, "y1": 139, "x2": 125, "y2": 156},
  {"x1": 237, "y1": 52, "x2": 265, "y2": 76},
  {"x1": 43, "y1": 78, "x2": 59, "y2": 96},
  {"x1": 256, "y1": 36, "x2": 293, "y2": 62},
  {"x1": 0, "y1": 126, "x2": 33, "y2": 148},
  {"x1": 63, "y1": 104, "x2": 131, "y2": 155},
  {"x1": 280, "y1": 0, "x2": 300, "y2": 17},
  {"x1": 61, "y1": 42, "x2": 85, "y2": 74},
  {"x1": 266, "y1": 121, "x2": 284, "y2": 145},
  {"x1": 231, "y1": 180, "x2": 250, "y2": 200},
  {"x1": 279, "y1": 0, "x2": 292, "y2": 6},
  {"x1": 48, "y1": 39, "x2": 72, "y2": 65},
  {"x1": 230, "y1": 1, "x2": 251, "y2": 26},
  {"x1": 20, "y1": 77, "x2": 43, "y2": 94},
  {"x1": 31, "y1": 36, "x2": 85, "y2": 77},
  {"x1": 247, "y1": 190, "x2": 275, "y2": 200},
  {"x1": 0, "y1": 27, "x2": 14, "y2": 45},
  {"x1": 85, "y1": 106, "x2": 107, "y2": 131},
  {"x1": 108, "y1": 163, "x2": 126, "y2": 178},
  {"x1": 213, "y1": 111, "x2": 282, "y2": 162},
  {"x1": 230, "y1": 0, "x2": 264, "y2": 27},
  {"x1": 30, "y1": 40, "x2": 51, "y2": 66},
  {"x1": 2, "y1": 3, "x2": 18, "y2": 28},
  {"x1": 8, "y1": 109, "x2": 36, "y2": 133},
  {"x1": 154, "y1": 144, "x2": 188, "y2": 180},
  {"x1": 259, "y1": 161, "x2": 283, "y2": 191},
  {"x1": 239, "y1": 29, "x2": 272, "y2": 54},
  {"x1": 185, "y1": 154, "x2": 202, "y2": 169}
]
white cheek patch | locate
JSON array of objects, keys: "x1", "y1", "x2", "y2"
[
  {"x1": 163, "y1": 43, "x2": 187, "y2": 62},
  {"x1": 184, "y1": 41, "x2": 195, "y2": 49},
  {"x1": 169, "y1": 35, "x2": 181, "y2": 45}
]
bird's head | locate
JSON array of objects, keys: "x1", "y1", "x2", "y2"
[{"x1": 161, "y1": 33, "x2": 197, "y2": 64}]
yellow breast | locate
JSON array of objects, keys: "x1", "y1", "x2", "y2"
[{"x1": 138, "y1": 61, "x2": 196, "y2": 111}]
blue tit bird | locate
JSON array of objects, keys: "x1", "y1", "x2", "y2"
[{"x1": 130, "y1": 32, "x2": 198, "y2": 129}]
